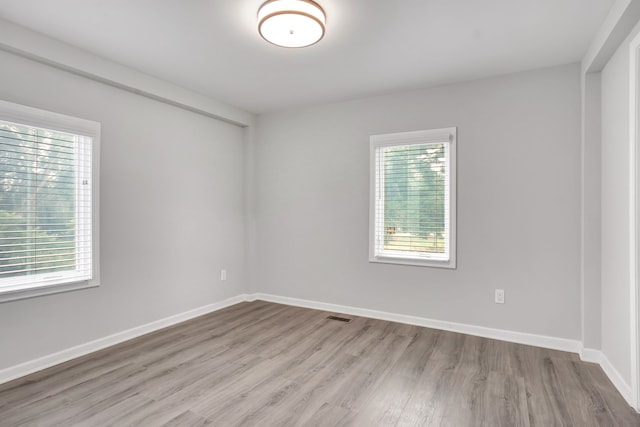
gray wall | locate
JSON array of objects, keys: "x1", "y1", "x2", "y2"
[
  {"x1": 253, "y1": 64, "x2": 582, "y2": 340},
  {"x1": 581, "y1": 72, "x2": 602, "y2": 350},
  {"x1": 600, "y1": 20, "x2": 640, "y2": 387},
  {"x1": 0, "y1": 51, "x2": 246, "y2": 370}
]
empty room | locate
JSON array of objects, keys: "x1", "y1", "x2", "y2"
[{"x1": 2, "y1": 0, "x2": 640, "y2": 425}]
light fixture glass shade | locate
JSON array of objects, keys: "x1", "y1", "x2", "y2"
[{"x1": 258, "y1": 0, "x2": 326, "y2": 48}]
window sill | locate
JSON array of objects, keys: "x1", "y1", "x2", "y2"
[
  {"x1": 369, "y1": 255, "x2": 456, "y2": 269},
  {"x1": 0, "y1": 280, "x2": 99, "y2": 303}
]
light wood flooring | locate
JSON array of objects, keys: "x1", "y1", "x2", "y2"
[{"x1": 0, "y1": 301, "x2": 639, "y2": 426}]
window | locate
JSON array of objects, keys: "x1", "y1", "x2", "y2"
[
  {"x1": 0, "y1": 100, "x2": 99, "y2": 302},
  {"x1": 369, "y1": 127, "x2": 456, "y2": 268}
]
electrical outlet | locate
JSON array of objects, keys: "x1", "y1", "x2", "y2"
[
  {"x1": 220, "y1": 269, "x2": 227, "y2": 281},
  {"x1": 495, "y1": 289, "x2": 505, "y2": 304}
]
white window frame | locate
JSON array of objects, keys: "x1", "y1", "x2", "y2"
[
  {"x1": 369, "y1": 127, "x2": 457, "y2": 268},
  {"x1": 0, "y1": 100, "x2": 100, "y2": 302}
]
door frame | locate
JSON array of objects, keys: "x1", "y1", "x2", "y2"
[{"x1": 629, "y1": 31, "x2": 640, "y2": 412}]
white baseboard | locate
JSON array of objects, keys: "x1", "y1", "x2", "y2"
[
  {"x1": 579, "y1": 348, "x2": 635, "y2": 409},
  {"x1": 0, "y1": 294, "x2": 250, "y2": 385},
  {"x1": 251, "y1": 293, "x2": 582, "y2": 354},
  {"x1": 579, "y1": 347, "x2": 602, "y2": 364},
  {"x1": 599, "y1": 352, "x2": 633, "y2": 407}
]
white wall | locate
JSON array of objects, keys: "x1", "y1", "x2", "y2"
[
  {"x1": 0, "y1": 50, "x2": 246, "y2": 370},
  {"x1": 254, "y1": 64, "x2": 582, "y2": 340},
  {"x1": 600, "y1": 19, "x2": 640, "y2": 390}
]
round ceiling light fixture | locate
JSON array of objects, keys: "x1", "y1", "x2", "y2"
[{"x1": 258, "y1": 0, "x2": 326, "y2": 48}]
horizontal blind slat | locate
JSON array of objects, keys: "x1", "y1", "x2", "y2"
[
  {"x1": 0, "y1": 127, "x2": 77, "y2": 144},
  {"x1": 0, "y1": 138, "x2": 75, "y2": 153}
]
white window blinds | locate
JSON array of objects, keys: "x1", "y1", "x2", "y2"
[
  {"x1": 370, "y1": 128, "x2": 456, "y2": 268},
  {"x1": 0, "y1": 115, "x2": 94, "y2": 292}
]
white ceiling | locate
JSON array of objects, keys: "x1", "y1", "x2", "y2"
[{"x1": 0, "y1": 0, "x2": 614, "y2": 113}]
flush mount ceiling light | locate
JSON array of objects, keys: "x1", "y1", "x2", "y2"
[{"x1": 258, "y1": 0, "x2": 326, "y2": 48}]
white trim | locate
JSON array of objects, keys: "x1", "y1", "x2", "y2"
[
  {"x1": 582, "y1": 0, "x2": 640, "y2": 73},
  {"x1": 578, "y1": 348, "x2": 635, "y2": 408},
  {"x1": 0, "y1": 17, "x2": 254, "y2": 128},
  {"x1": 579, "y1": 72, "x2": 603, "y2": 370},
  {"x1": 0, "y1": 294, "x2": 249, "y2": 385},
  {"x1": 0, "y1": 281, "x2": 99, "y2": 304},
  {"x1": 579, "y1": 347, "x2": 603, "y2": 364},
  {"x1": 0, "y1": 99, "x2": 100, "y2": 137},
  {"x1": 602, "y1": 351, "x2": 634, "y2": 406},
  {"x1": 251, "y1": 293, "x2": 581, "y2": 353},
  {"x1": 630, "y1": 30, "x2": 640, "y2": 412}
]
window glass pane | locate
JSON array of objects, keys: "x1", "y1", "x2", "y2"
[{"x1": 382, "y1": 143, "x2": 448, "y2": 256}]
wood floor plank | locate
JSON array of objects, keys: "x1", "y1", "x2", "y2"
[
  {"x1": 395, "y1": 356, "x2": 457, "y2": 426},
  {"x1": 279, "y1": 320, "x2": 373, "y2": 383},
  {"x1": 0, "y1": 301, "x2": 637, "y2": 427},
  {"x1": 160, "y1": 410, "x2": 213, "y2": 427},
  {"x1": 67, "y1": 393, "x2": 157, "y2": 427},
  {"x1": 146, "y1": 352, "x2": 264, "y2": 403},
  {"x1": 258, "y1": 353, "x2": 362, "y2": 426},
  {"x1": 203, "y1": 376, "x2": 302, "y2": 426},
  {"x1": 1, "y1": 363, "x2": 146, "y2": 426},
  {"x1": 349, "y1": 372, "x2": 418, "y2": 426},
  {"x1": 298, "y1": 402, "x2": 356, "y2": 427},
  {"x1": 0, "y1": 353, "x2": 131, "y2": 413},
  {"x1": 328, "y1": 332, "x2": 412, "y2": 411},
  {"x1": 547, "y1": 358, "x2": 613, "y2": 427},
  {"x1": 579, "y1": 362, "x2": 640, "y2": 427},
  {"x1": 515, "y1": 352, "x2": 576, "y2": 426},
  {"x1": 469, "y1": 370, "x2": 530, "y2": 427}
]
